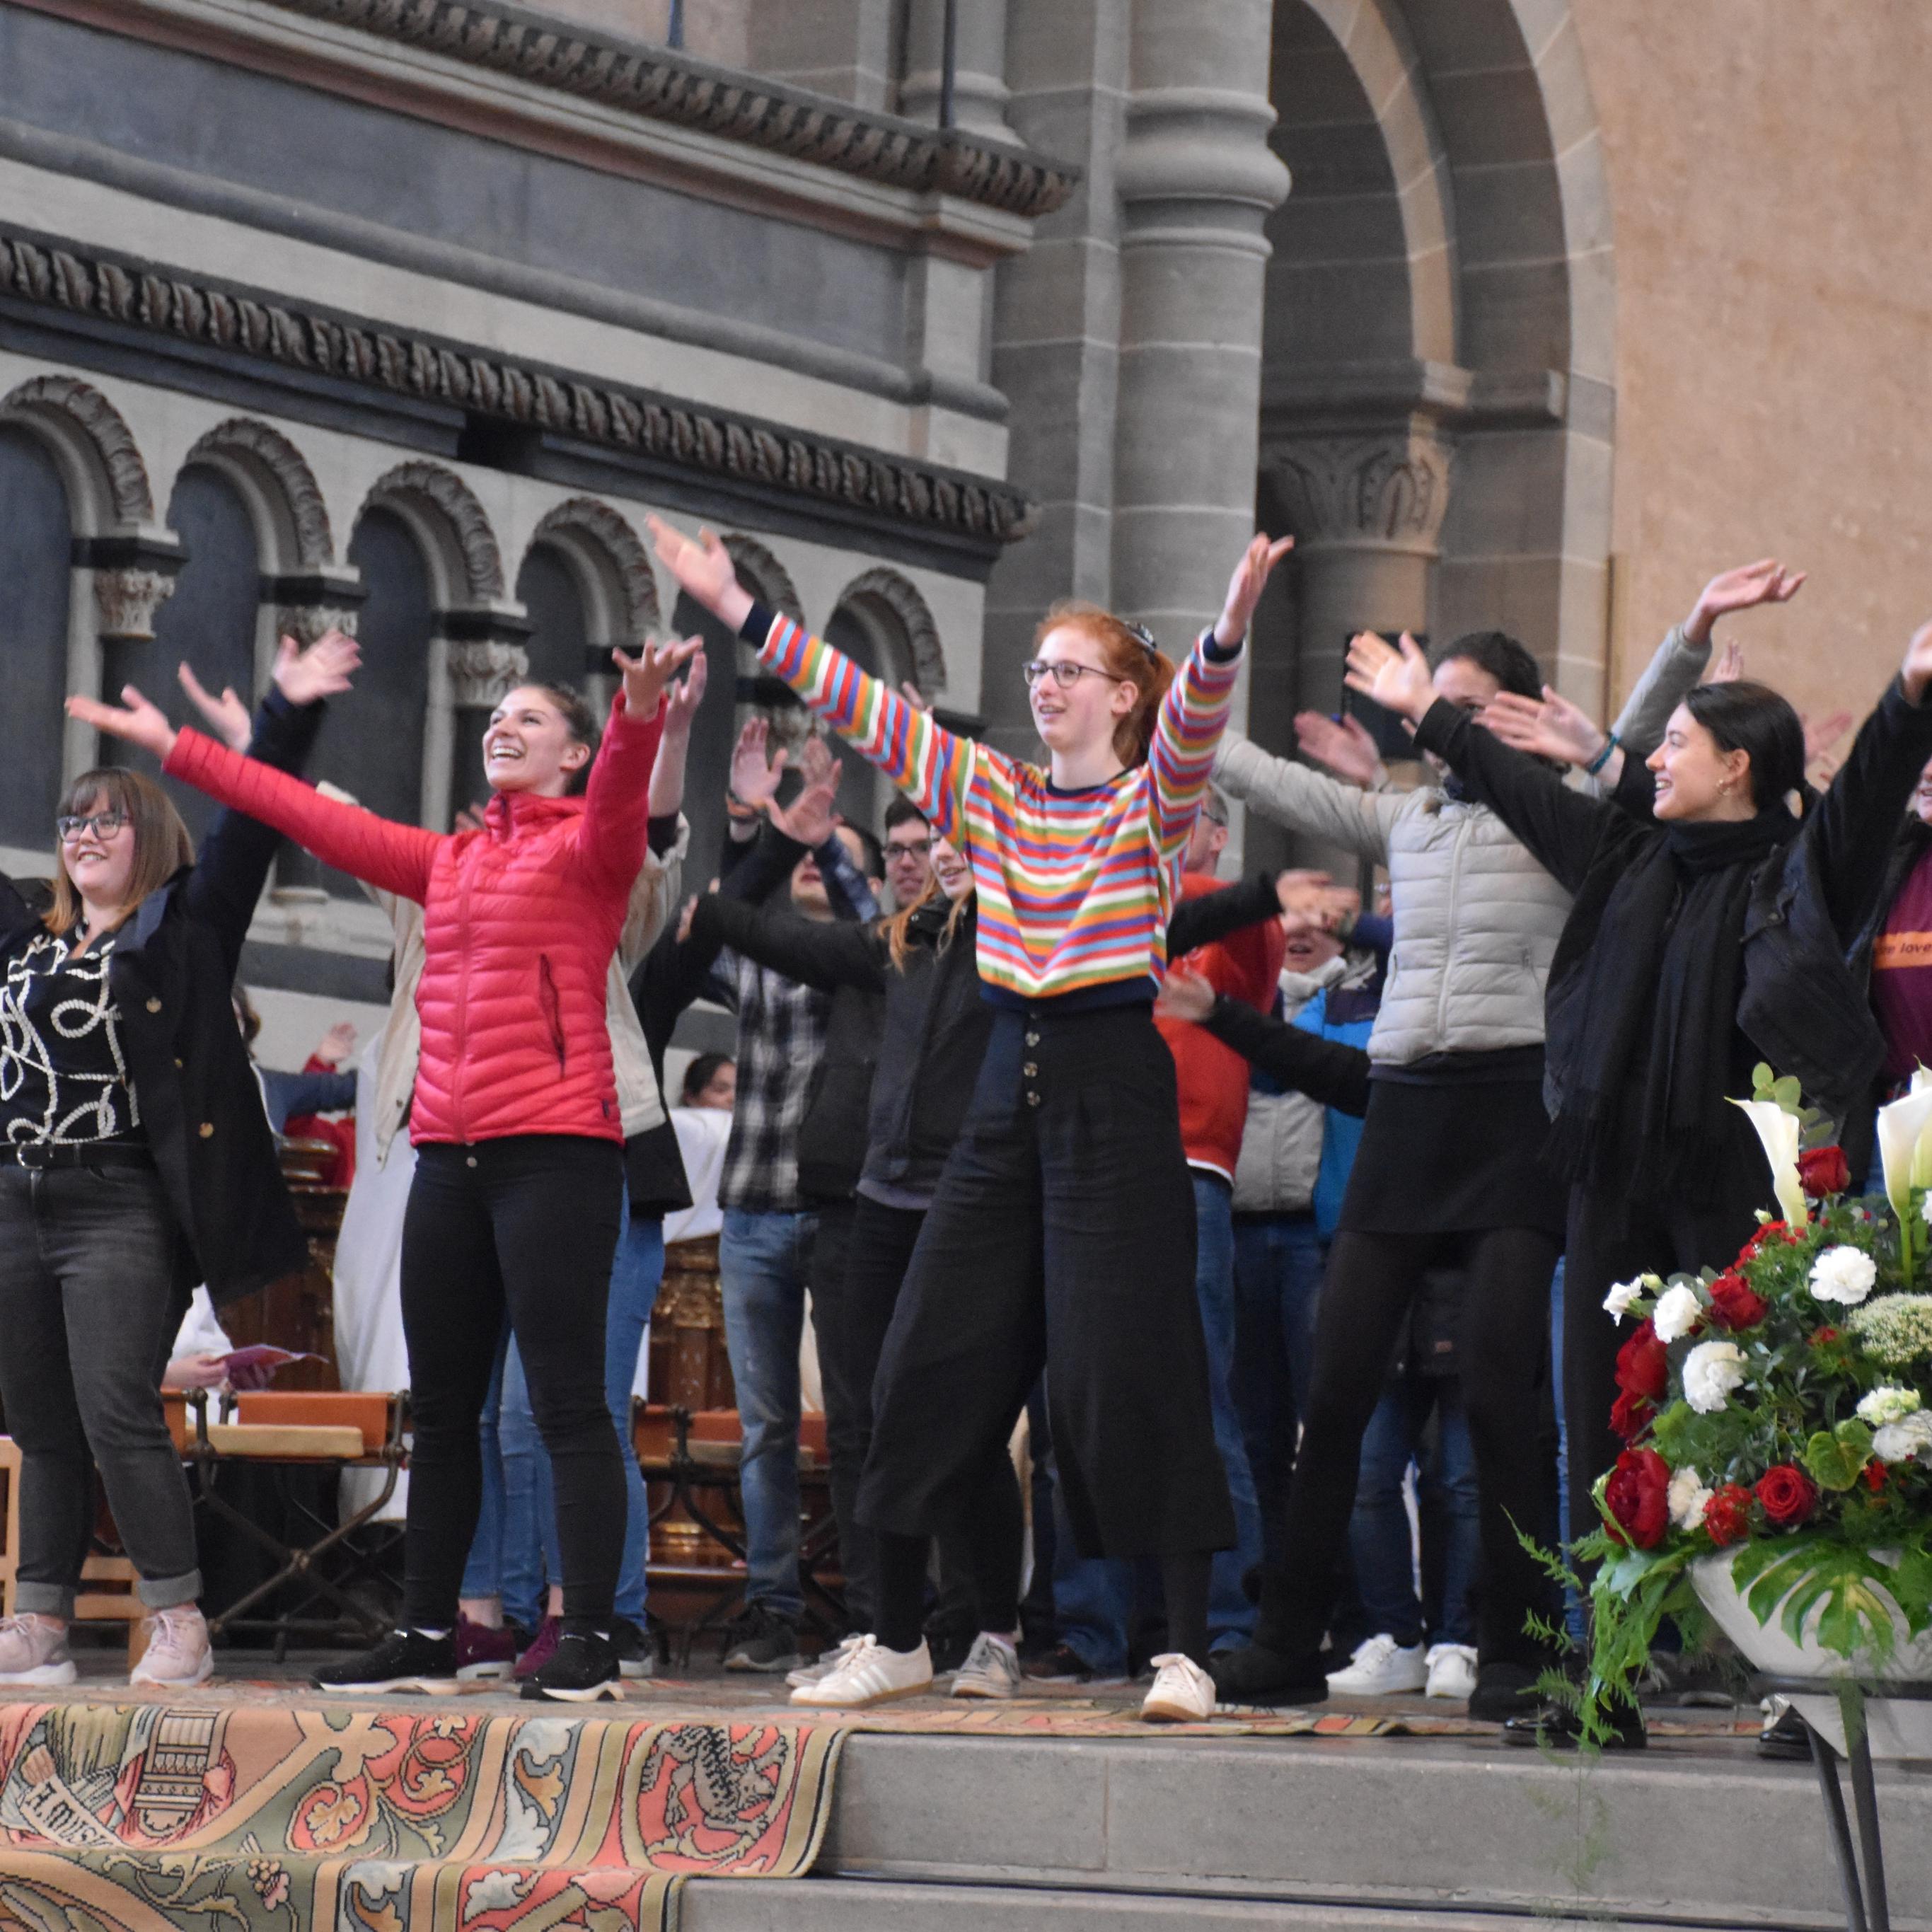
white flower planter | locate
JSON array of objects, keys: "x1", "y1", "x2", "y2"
[{"x1": 1691, "y1": 1546, "x2": 1932, "y2": 1681}]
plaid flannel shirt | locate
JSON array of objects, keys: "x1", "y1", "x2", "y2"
[{"x1": 717, "y1": 951, "x2": 831, "y2": 1213}]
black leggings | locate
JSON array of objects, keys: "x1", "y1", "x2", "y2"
[
  {"x1": 1260, "y1": 1226, "x2": 1561, "y2": 1667},
  {"x1": 400, "y1": 1136, "x2": 625, "y2": 1630}
]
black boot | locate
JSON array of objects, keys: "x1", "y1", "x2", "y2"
[{"x1": 1501, "y1": 1693, "x2": 1648, "y2": 1750}]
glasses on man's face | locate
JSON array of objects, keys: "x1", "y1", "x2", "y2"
[
  {"x1": 887, "y1": 838, "x2": 934, "y2": 862},
  {"x1": 57, "y1": 810, "x2": 130, "y2": 843},
  {"x1": 1021, "y1": 659, "x2": 1126, "y2": 690}
]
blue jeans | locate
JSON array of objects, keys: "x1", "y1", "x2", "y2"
[
  {"x1": 466, "y1": 1198, "x2": 664, "y2": 1626},
  {"x1": 719, "y1": 1206, "x2": 816, "y2": 1622},
  {"x1": 1053, "y1": 1174, "x2": 1263, "y2": 1669},
  {"x1": 1230, "y1": 1213, "x2": 1327, "y2": 1568},
  {"x1": 1350, "y1": 1379, "x2": 1480, "y2": 1648}
]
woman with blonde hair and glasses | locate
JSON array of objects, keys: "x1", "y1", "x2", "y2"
[{"x1": 650, "y1": 514, "x2": 1290, "y2": 1721}]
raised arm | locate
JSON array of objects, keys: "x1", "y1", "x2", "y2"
[
  {"x1": 1213, "y1": 732, "x2": 1399, "y2": 863},
  {"x1": 573, "y1": 640, "x2": 693, "y2": 900},
  {"x1": 1346, "y1": 632, "x2": 1615, "y2": 896},
  {"x1": 647, "y1": 515, "x2": 974, "y2": 840}
]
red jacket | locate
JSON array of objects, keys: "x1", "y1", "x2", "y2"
[
  {"x1": 165, "y1": 698, "x2": 660, "y2": 1146},
  {"x1": 1156, "y1": 870, "x2": 1287, "y2": 1183}
]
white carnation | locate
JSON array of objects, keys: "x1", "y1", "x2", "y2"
[
  {"x1": 1653, "y1": 1283, "x2": 1704, "y2": 1343},
  {"x1": 1871, "y1": 1410, "x2": 1932, "y2": 1465},
  {"x1": 1810, "y1": 1244, "x2": 1878, "y2": 1307},
  {"x1": 1602, "y1": 1272, "x2": 1663, "y2": 1321},
  {"x1": 1683, "y1": 1340, "x2": 1748, "y2": 1415},
  {"x1": 1667, "y1": 1465, "x2": 1713, "y2": 1532},
  {"x1": 1856, "y1": 1385, "x2": 1924, "y2": 1427}
]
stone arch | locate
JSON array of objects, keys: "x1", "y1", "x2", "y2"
[
  {"x1": 832, "y1": 566, "x2": 946, "y2": 695},
  {"x1": 0, "y1": 374, "x2": 154, "y2": 532},
  {"x1": 528, "y1": 497, "x2": 661, "y2": 647},
  {"x1": 721, "y1": 532, "x2": 804, "y2": 620},
  {"x1": 183, "y1": 417, "x2": 334, "y2": 571},
  {"x1": 359, "y1": 461, "x2": 504, "y2": 606}
]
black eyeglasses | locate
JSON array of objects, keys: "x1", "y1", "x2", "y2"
[
  {"x1": 57, "y1": 810, "x2": 130, "y2": 843},
  {"x1": 887, "y1": 838, "x2": 935, "y2": 860},
  {"x1": 1022, "y1": 660, "x2": 1129, "y2": 690}
]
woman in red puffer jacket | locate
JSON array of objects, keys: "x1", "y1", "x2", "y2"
[{"x1": 71, "y1": 639, "x2": 698, "y2": 1703}]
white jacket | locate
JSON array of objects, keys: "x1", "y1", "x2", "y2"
[{"x1": 1214, "y1": 738, "x2": 1571, "y2": 1065}]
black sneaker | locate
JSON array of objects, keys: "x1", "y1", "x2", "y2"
[
  {"x1": 721, "y1": 1605, "x2": 803, "y2": 1673},
  {"x1": 520, "y1": 1631, "x2": 625, "y2": 1703},
  {"x1": 611, "y1": 1617, "x2": 662, "y2": 1680},
  {"x1": 313, "y1": 1629, "x2": 459, "y2": 1695},
  {"x1": 1206, "y1": 1641, "x2": 1329, "y2": 1707},
  {"x1": 1022, "y1": 1643, "x2": 1099, "y2": 1684}
]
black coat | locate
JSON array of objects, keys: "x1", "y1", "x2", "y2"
[{"x1": 0, "y1": 692, "x2": 320, "y2": 1307}]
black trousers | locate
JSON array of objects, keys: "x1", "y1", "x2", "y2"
[
  {"x1": 818, "y1": 1192, "x2": 1021, "y2": 1633},
  {"x1": 858, "y1": 1003, "x2": 1234, "y2": 1562},
  {"x1": 1261, "y1": 1226, "x2": 1561, "y2": 1667},
  {"x1": 1562, "y1": 1176, "x2": 1764, "y2": 1571},
  {"x1": 400, "y1": 1136, "x2": 625, "y2": 1629}
]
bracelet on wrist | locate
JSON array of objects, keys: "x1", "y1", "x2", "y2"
[{"x1": 1583, "y1": 733, "x2": 1620, "y2": 777}]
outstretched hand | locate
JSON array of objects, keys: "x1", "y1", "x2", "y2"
[
  {"x1": 312, "y1": 1021, "x2": 357, "y2": 1068},
  {"x1": 1155, "y1": 963, "x2": 1217, "y2": 1026},
  {"x1": 730, "y1": 717, "x2": 786, "y2": 809},
  {"x1": 613, "y1": 635, "x2": 704, "y2": 721},
  {"x1": 646, "y1": 516, "x2": 753, "y2": 631},
  {"x1": 274, "y1": 628, "x2": 361, "y2": 707},
  {"x1": 1292, "y1": 710, "x2": 1385, "y2": 789},
  {"x1": 1215, "y1": 533, "x2": 1295, "y2": 648},
  {"x1": 1276, "y1": 871, "x2": 1360, "y2": 929},
  {"x1": 660, "y1": 640, "x2": 709, "y2": 739},
  {"x1": 1343, "y1": 630, "x2": 1435, "y2": 726},
  {"x1": 66, "y1": 684, "x2": 178, "y2": 762},
  {"x1": 1482, "y1": 687, "x2": 1607, "y2": 768},
  {"x1": 176, "y1": 661, "x2": 251, "y2": 753},
  {"x1": 1686, "y1": 557, "x2": 1805, "y2": 645},
  {"x1": 770, "y1": 763, "x2": 843, "y2": 849}
]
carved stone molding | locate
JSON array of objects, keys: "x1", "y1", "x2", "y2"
[
  {"x1": 1265, "y1": 432, "x2": 1452, "y2": 553},
  {"x1": 0, "y1": 228, "x2": 1036, "y2": 556},
  {"x1": 836, "y1": 566, "x2": 945, "y2": 694},
  {"x1": 274, "y1": 602, "x2": 362, "y2": 642},
  {"x1": 365, "y1": 461, "x2": 506, "y2": 601},
  {"x1": 531, "y1": 497, "x2": 660, "y2": 639},
  {"x1": 93, "y1": 566, "x2": 178, "y2": 642},
  {"x1": 255, "y1": 0, "x2": 1077, "y2": 220},
  {"x1": 721, "y1": 534, "x2": 804, "y2": 620},
  {"x1": 446, "y1": 637, "x2": 530, "y2": 709},
  {"x1": 186, "y1": 416, "x2": 335, "y2": 566},
  {"x1": 0, "y1": 372, "x2": 154, "y2": 525}
]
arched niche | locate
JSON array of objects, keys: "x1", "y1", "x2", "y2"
[
  {"x1": 0, "y1": 424, "x2": 76, "y2": 851},
  {"x1": 823, "y1": 567, "x2": 944, "y2": 837},
  {"x1": 526, "y1": 498, "x2": 662, "y2": 683}
]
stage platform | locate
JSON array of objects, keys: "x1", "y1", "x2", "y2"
[{"x1": 0, "y1": 1655, "x2": 1926, "y2": 1932}]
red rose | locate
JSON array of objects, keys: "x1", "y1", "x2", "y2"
[
  {"x1": 1609, "y1": 1387, "x2": 1655, "y2": 1441},
  {"x1": 1863, "y1": 1462, "x2": 1888, "y2": 1493},
  {"x1": 1754, "y1": 1464, "x2": 1819, "y2": 1529},
  {"x1": 1703, "y1": 1483, "x2": 1753, "y2": 1546},
  {"x1": 1798, "y1": 1145, "x2": 1851, "y2": 1198},
  {"x1": 1602, "y1": 1447, "x2": 1672, "y2": 1549},
  {"x1": 1810, "y1": 1326, "x2": 1841, "y2": 1347},
  {"x1": 1614, "y1": 1319, "x2": 1670, "y2": 1402},
  {"x1": 1707, "y1": 1270, "x2": 1770, "y2": 1332}
]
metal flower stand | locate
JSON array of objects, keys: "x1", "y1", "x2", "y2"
[{"x1": 1759, "y1": 1677, "x2": 1932, "y2": 1932}]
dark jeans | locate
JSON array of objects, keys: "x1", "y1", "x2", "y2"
[
  {"x1": 1231, "y1": 1213, "x2": 1327, "y2": 1566},
  {"x1": 400, "y1": 1136, "x2": 625, "y2": 1631},
  {"x1": 1260, "y1": 1226, "x2": 1560, "y2": 1669},
  {"x1": 0, "y1": 1162, "x2": 200, "y2": 1614}
]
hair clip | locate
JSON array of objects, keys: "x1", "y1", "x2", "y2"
[{"x1": 1121, "y1": 620, "x2": 1160, "y2": 658}]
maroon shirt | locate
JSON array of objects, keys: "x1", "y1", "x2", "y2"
[{"x1": 1872, "y1": 841, "x2": 1932, "y2": 1082}]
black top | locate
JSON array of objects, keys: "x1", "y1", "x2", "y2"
[{"x1": 1, "y1": 927, "x2": 141, "y2": 1146}]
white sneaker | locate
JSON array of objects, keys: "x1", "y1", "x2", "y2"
[
  {"x1": 1326, "y1": 1633, "x2": 1427, "y2": 1696},
  {"x1": 950, "y1": 1631, "x2": 1022, "y2": 1700},
  {"x1": 1425, "y1": 1642, "x2": 1479, "y2": 1701},
  {"x1": 132, "y1": 1604, "x2": 214, "y2": 1689},
  {"x1": 789, "y1": 1635, "x2": 932, "y2": 1708},
  {"x1": 786, "y1": 1633, "x2": 864, "y2": 1690},
  {"x1": 1140, "y1": 1653, "x2": 1217, "y2": 1723},
  {"x1": 0, "y1": 1614, "x2": 76, "y2": 1687}
]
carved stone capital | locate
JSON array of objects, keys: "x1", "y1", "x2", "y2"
[
  {"x1": 1265, "y1": 431, "x2": 1452, "y2": 554},
  {"x1": 274, "y1": 603, "x2": 362, "y2": 644},
  {"x1": 446, "y1": 639, "x2": 530, "y2": 710},
  {"x1": 93, "y1": 566, "x2": 178, "y2": 643}
]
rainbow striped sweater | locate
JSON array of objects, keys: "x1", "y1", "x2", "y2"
[{"x1": 743, "y1": 603, "x2": 1243, "y2": 1005}]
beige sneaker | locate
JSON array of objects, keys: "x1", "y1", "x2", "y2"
[
  {"x1": 1140, "y1": 1653, "x2": 1217, "y2": 1723},
  {"x1": 132, "y1": 1604, "x2": 214, "y2": 1689},
  {"x1": 0, "y1": 1614, "x2": 76, "y2": 1687}
]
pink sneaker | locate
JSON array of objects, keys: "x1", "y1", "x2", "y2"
[
  {"x1": 456, "y1": 1614, "x2": 520, "y2": 1682},
  {"x1": 514, "y1": 1614, "x2": 561, "y2": 1681},
  {"x1": 0, "y1": 1614, "x2": 76, "y2": 1687},
  {"x1": 132, "y1": 1605, "x2": 214, "y2": 1689}
]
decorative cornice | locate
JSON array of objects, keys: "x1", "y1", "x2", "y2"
[
  {"x1": 0, "y1": 226, "x2": 1036, "y2": 557},
  {"x1": 255, "y1": 0, "x2": 1077, "y2": 221}
]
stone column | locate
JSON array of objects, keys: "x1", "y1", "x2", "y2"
[
  {"x1": 1108, "y1": 0, "x2": 1289, "y2": 649},
  {"x1": 899, "y1": 0, "x2": 1014, "y2": 137},
  {"x1": 76, "y1": 533, "x2": 184, "y2": 777},
  {"x1": 443, "y1": 622, "x2": 531, "y2": 828}
]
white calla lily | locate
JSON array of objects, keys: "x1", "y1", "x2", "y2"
[
  {"x1": 1876, "y1": 1081, "x2": 1932, "y2": 1227},
  {"x1": 1730, "y1": 1098, "x2": 1808, "y2": 1228}
]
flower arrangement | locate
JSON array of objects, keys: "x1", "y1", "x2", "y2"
[{"x1": 1580, "y1": 1068, "x2": 1932, "y2": 1720}]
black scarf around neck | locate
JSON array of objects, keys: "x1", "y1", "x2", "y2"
[{"x1": 1545, "y1": 808, "x2": 1798, "y2": 1198}]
